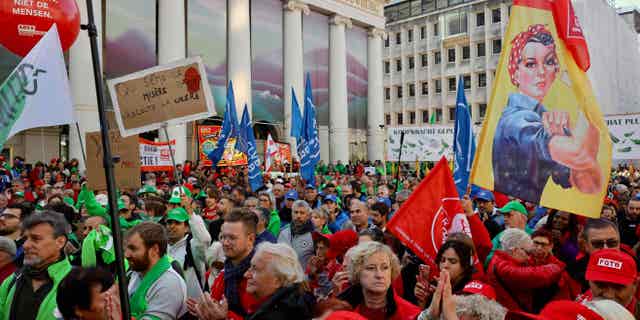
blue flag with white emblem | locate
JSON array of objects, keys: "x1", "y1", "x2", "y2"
[
  {"x1": 238, "y1": 105, "x2": 263, "y2": 191},
  {"x1": 453, "y1": 75, "x2": 476, "y2": 198},
  {"x1": 298, "y1": 74, "x2": 320, "y2": 185},
  {"x1": 207, "y1": 81, "x2": 239, "y2": 166}
]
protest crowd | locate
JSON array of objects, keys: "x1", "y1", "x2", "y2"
[{"x1": 0, "y1": 155, "x2": 638, "y2": 320}]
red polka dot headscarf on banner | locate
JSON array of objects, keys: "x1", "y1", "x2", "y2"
[{"x1": 508, "y1": 24, "x2": 557, "y2": 86}]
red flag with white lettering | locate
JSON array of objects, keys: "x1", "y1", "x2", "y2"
[
  {"x1": 550, "y1": 0, "x2": 590, "y2": 71},
  {"x1": 387, "y1": 157, "x2": 469, "y2": 264}
]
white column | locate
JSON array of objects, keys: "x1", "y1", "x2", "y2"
[
  {"x1": 228, "y1": 0, "x2": 252, "y2": 119},
  {"x1": 283, "y1": 1, "x2": 309, "y2": 152},
  {"x1": 158, "y1": 0, "x2": 187, "y2": 165},
  {"x1": 367, "y1": 28, "x2": 386, "y2": 162},
  {"x1": 68, "y1": 0, "x2": 102, "y2": 172},
  {"x1": 329, "y1": 15, "x2": 351, "y2": 163}
]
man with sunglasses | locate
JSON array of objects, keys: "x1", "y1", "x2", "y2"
[{"x1": 567, "y1": 218, "x2": 621, "y2": 293}]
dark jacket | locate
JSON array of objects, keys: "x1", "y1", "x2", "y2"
[{"x1": 247, "y1": 284, "x2": 314, "y2": 320}]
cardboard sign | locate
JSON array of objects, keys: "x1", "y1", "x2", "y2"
[
  {"x1": 107, "y1": 56, "x2": 215, "y2": 137},
  {"x1": 85, "y1": 130, "x2": 140, "y2": 191},
  {"x1": 140, "y1": 138, "x2": 175, "y2": 172}
]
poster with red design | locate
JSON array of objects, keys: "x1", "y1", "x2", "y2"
[
  {"x1": 197, "y1": 125, "x2": 247, "y2": 167},
  {"x1": 139, "y1": 138, "x2": 175, "y2": 172}
]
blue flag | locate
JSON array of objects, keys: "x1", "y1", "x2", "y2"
[
  {"x1": 207, "y1": 81, "x2": 239, "y2": 166},
  {"x1": 290, "y1": 87, "x2": 303, "y2": 140},
  {"x1": 238, "y1": 105, "x2": 263, "y2": 192},
  {"x1": 453, "y1": 75, "x2": 476, "y2": 198},
  {"x1": 298, "y1": 74, "x2": 321, "y2": 185}
]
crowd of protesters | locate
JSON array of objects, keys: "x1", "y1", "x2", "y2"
[{"x1": 0, "y1": 154, "x2": 639, "y2": 320}]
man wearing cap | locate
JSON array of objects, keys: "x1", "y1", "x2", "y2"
[
  {"x1": 506, "y1": 300, "x2": 605, "y2": 320},
  {"x1": 305, "y1": 184, "x2": 321, "y2": 209},
  {"x1": 577, "y1": 248, "x2": 640, "y2": 318},
  {"x1": 279, "y1": 190, "x2": 297, "y2": 226},
  {"x1": 166, "y1": 201, "x2": 211, "y2": 299},
  {"x1": 0, "y1": 236, "x2": 16, "y2": 283},
  {"x1": 168, "y1": 186, "x2": 192, "y2": 210},
  {"x1": 485, "y1": 200, "x2": 533, "y2": 266},
  {"x1": 325, "y1": 194, "x2": 351, "y2": 233},
  {"x1": 619, "y1": 195, "x2": 640, "y2": 247},
  {"x1": 474, "y1": 190, "x2": 504, "y2": 239},
  {"x1": 278, "y1": 200, "x2": 315, "y2": 268}
]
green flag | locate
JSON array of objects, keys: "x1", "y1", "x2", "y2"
[{"x1": 429, "y1": 111, "x2": 436, "y2": 124}]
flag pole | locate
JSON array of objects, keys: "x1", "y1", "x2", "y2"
[
  {"x1": 81, "y1": 0, "x2": 130, "y2": 318},
  {"x1": 162, "y1": 124, "x2": 180, "y2": 184},
  {"x1": 75, "y1": 122, "x2": 87, "y2": 164},
  {"x1": 395, "y1": 131, "x2": 405, "y2": 193}
]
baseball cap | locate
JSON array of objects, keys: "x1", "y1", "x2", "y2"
[
  {"x1": 285, "y1": 190, "x2": 298, "y2": 201},
  {"x1": 169, "y1": 186, "x2": 192, "y2": 204},
  {"x1": 498, "y1": 200, "x2": 527, "y2": 216},
  {"x1": 0, "y1": 236, "x2": 16, "y2": 257},
  {"x1": 312, "y1": 231, "x2": 331, "y2": 244},
  {"x1": 461, "y1": 281, "x2": 496, "y2": 300},
  {"x1": 305, "y1": 184, "x2": 315, "y2": 190},
  {"x1": 586, "y1": 248, "x2": 637, "y2": 286},
  {"x1": 137, "y1": 185, "x2": 158, "y2": 196},
  {"x1": 326, "y1": 230, "x2": 358, "y2": 260},
  {"x1": 474, "y1": 190, "x2": 495, "y2": 202},
  {"x1": 323, "y1": 194, "x2": 338, "y2": 203},
  {"x1": 166, "y1": 207, "x2": 190, "y2": 222},
  {"x1": 13, "y1": 191, "x2": 24, "y2": 198},
  {"x1": 505, "y1": 301, "x2": 603, "y2": 320}
]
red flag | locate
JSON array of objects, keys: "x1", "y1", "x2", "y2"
[
  {"x1": 387, "y1": 157, "x2": 468, "y2": 264},
  {"x1": 550, "y1": 0, "x2": 590, "y2": 71}
]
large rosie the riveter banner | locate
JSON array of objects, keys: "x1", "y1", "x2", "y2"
[
  {"x1": 198, "y1": 125, "x2": 247, "y2": 167},
  {"x1": 139, "y1": 138, "x2": 175, "y2": 172},
  {"x1": 605, "y1": 114, "x2": 640, "y2": 160},
  {"x1": 107, "y1": 57, "x2": 215, "y2": 137}
]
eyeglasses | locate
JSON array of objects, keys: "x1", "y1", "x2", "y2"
[{"x1": 590, "y1": 238, "x2": 619, "y2": 249}]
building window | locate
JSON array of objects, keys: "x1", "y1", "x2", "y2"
[
  {"x1": 408, "y1": 56, "x2": 415, "y2": 69},
  {"x1": 462, "y1": 46, "x2": 470, "y2": 60},
  {"x1": 422, "y1": 110, "x2": 429, "y2": 123},
  {"x1": 479, "y1": 103, "x2": 487, "y2": 119},
  {"x1": 385, "y1": 87, "x2": 391, "y2": 100},
  {"x1": 435, "y1": 108, "x2": 443, "y2": 122},
  {"x1": 420, "y1": 26, "x2": 426, "y2": 39},
  {"x1": 397, "y1": 112, "x2": 403, "y2": 125},
  {"x1": 434, "y1": 51, "x2": 441, "y2": 64},
  {"x1": 408, "y1": 29, "x2": 413, "y2": 42},
  {"x1": 492, "y1": 8, "x2": 501, "y2": 23},
  {"x1": 422, "y1": 81, "x2": 429, "y2": 95},
  {"x1": 433, "y1": 22, "x2": 439, "y2": 36},
  {"x1": 409, "y1": 111, "x2": 416, "y2": 124},
  {"x1": 476, "y1": 12, "x2": 485, "y2": 27},
  {"x1": 448, "y1": 77, "x2": 456, "y2": 91},
  {"x1": 396, "y1": 59, "x2": 402, "y2": 71},
  {"x1": 478, "y1": 72, "x2": 486, "y2": 87},
  {"x1": 477, "y1": 42, "x2": 486, "y2": 57},
  {"x1": 446, "y1": 10, "x2": 468, "y2": 36},
  {"x1": 397, "y1": 86, "x2": 403, "y2": 98},
  {"x1": 384, "y1": 61, "x2": 390, "y2": 74},
  {"x1": 449, "y1": 107, "x2": 456, "y2": 122},
  {"x1": 409, "y1": 83, "x2": 415, "y2": 97},
  {"x1": 385, "y1": 36, "x2": 390, "y2": 47},
  {"x1": 463, "y1": 75, "x2": 471, "y2": 89},
  {"x1": 385, "y1": 114, "x2": 391, "y2": 125},
  {"x1": 492, "y1": 39, "x2": 502, "y2": 54},
  {"x1": 448, "y1": 48, "x2": 455, "y2": 63},
  {"x1": 435, "y1": 79, "x2": 442, "y2": 93},
  {"x1": 421, "y1": 54, "x2": 428, "y2": 67},
  {"x1": 396, "y1": 32, "x2": 402, "y2": 44}
]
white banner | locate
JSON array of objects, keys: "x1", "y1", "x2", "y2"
[
  {"x1": 387, "y1": 126, "x2": 455, "y2": 162},
  {"x1": 139, "y1": 138, "x2": 176, "y2": 171},
  {"x1": 606, "y1": 114, "x2": 640, "y2": 160}
]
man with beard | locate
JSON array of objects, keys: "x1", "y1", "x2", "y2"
[
  {"x1": 278, "y1": 200, "x2": 315, "y2": 268},
  {"x1": 304, "y1": 184, "x2": 321, "y2": 209},
  {"x1": 188, "y1": 208, "x2": 259, "y2": 320},
  {"x1": 0, "y1": 202, "x2": 35, "y2": 267},
  {"x1": 0, "y1": 212, "x2": 71, "y2": 320},
  {"x1": 125, "y1": 222, "x2": 187, "y2": 320},
  {"x1": 166, "y1": 202, "x2": 211, "y2": 299},
  {"x1": 208, "y1": 195, "x2": 234, "y2": 241}
]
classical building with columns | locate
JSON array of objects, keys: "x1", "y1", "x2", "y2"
[{"x1": 0, "y1": 0, "x2": 389, "y2": 170}]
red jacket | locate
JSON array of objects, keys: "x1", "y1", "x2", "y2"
[
  {"x1": 210, "y1": 270, "x2": 261, "y2": 320},
  {"x1": 352, "y1": 290, "x2": 421, "y2": 320},
  {"x1": 486, "y1": 251, "x2": 565, "y2": 312}
]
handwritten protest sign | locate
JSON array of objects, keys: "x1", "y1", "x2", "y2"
[
  {"x1": 107, "y1": 56, "x2": 215, "y2": 137},
  {"x1": 85, "y1": 130, "x2": 140, "y2": 191}
]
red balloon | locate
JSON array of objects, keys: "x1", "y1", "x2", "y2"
[{"x1": 0, "y1": 0, "x2": 80, "y2": 57}]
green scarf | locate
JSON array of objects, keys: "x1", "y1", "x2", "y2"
[
  {"x1": 82, "y1": 225, "x2": 114, "y2": 267},
  {"x1": 130, "y1": 255, "x2": 171, "y2": 319}
]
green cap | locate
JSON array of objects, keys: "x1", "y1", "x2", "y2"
[
  {"x1": 14, "y1": 191, "x2": 24, "y2": 198},
  {"x1": 63, "y1": 196, "x2": 75, "y2": 207},
  {"x1": 195, "y1": 190, "x2": 207, "y2": 200},
  {"x1": 117, "y1": 199, "x2": 126, "y2": 211},
  {"x1": 169, "y1": 186, "x2": 192, "y2": 204},
  {"x1": 137, "y1": 185, "x2": 158, "y2": 196},
  {"x1": 166, "y1": 207, "x2": 189, "y2": 222},
  {"x1": 498, "y1": 200, "x2": 527, "y2": 216}
]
